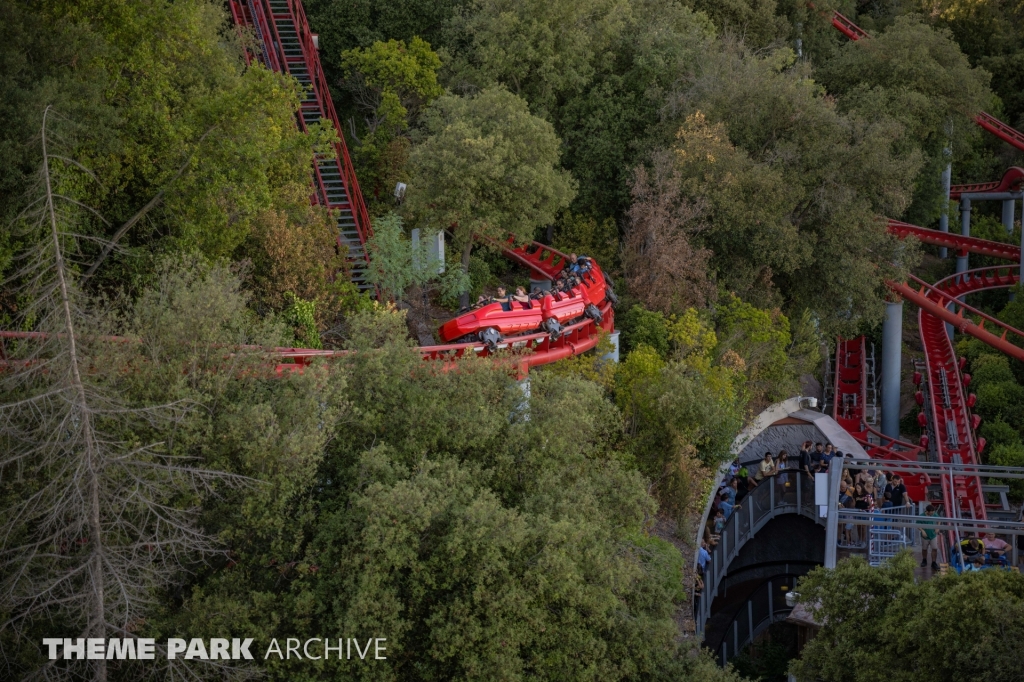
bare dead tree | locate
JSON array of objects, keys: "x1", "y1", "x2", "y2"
[
  {"x1": 0, "y1": 108, "x2": 247, "y2": 682},
  {"x1": 621, "y1": 151, "x2": 716, "y2": 314}
]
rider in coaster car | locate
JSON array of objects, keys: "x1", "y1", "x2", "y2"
[
  {"x1": 495, "y1": 286, "x2": 512, "y2": 311},
  {"x1": 568, "y1": 253, "x2": 592, "y2": 276},
  {"x1": 511, "y1": 286, "x2": 531, "y2": 307}
]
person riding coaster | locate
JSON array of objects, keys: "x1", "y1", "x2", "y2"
[{"x1": 437, "y1": 254, "x2": 613, "y2": 344}]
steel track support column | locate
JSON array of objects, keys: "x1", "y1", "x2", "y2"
[
  {"x1": 1020, "y1": 201, "x2": 1024, "y2": 286},
  {"x1": 1003, "y1": 198, "x2": 1016, "y2": 235},
  {"x1": 957, "y1": 197, "x2": 971, "y2": 274},
  {"x1": 939, "y1": 156, "x2": 952, "y2": 258},
  {"x1": 882, "y1": 300, "x2": 903, "y2": 439},
  {"x1": 950, "y1": 197, "x2": 971, "y2": 338}
]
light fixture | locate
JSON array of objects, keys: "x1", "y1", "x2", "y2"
[{"x1": 797, "y1": 396, "x2": 819, "y2": 409}]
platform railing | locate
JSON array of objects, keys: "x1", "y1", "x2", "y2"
[{"x1": 697, "y1": 470, "x2": 822, "y2": 637}]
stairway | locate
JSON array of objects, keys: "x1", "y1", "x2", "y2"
[{"x1": 231, "y1": 0, "x2": 372, "y2": 290}]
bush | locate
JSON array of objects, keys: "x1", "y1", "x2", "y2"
[
  {"x1": 988, "y1": 442, "x2": 1024, "y2": 501},
  {"x1": 619, "y1": 304, "x2": 671, "y2": 356}
]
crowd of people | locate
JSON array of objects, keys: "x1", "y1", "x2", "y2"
[
  {"x1": 695, "y1": 439, "x2": 1019, "y2": 600},
  {"x1": 697, "y1": 441, "x2": 924, "y2": 578}
]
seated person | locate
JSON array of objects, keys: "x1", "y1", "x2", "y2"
[
  {"x1": 983, "y1": 532, "x2": 1010, "y2": 566},
  {"x1": 511, "y1": 286, "x2": 531, "y2": 306},
  {"x1": 495, "y1": 286, "x2": 511, "y2": 311},
  {"x1": 568, "y1": 253, "x2": 592, "y2": 276},
  {"x1": 960, "y1": 536, "x2": 986, "y2": 566}
]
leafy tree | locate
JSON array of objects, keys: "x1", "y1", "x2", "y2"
[
  {"x1": 551, "y1": 211, "x2": 621, "y2": 275},
  {"x1": 688, "y1": 0, "x2": 790, "y2": 50},
  {"x1": 404, "y1": 86, "x2": 576, "y2": 304},
  {"x1": 912, "y1": 0, "x2": 1024, "y2": 129},
  {"x1": 538, "y1": 0, "x2": 715, "y2": 219},
  {"x1": 341, "y1": 37, "x2": 443, "y2": 212},
  {"x1": 666, "y1": 44, "x2": 923, "y2": 334},
  {"x1": 0, "y1": 0, "x2": 338, "y2": 300},
  {"x1": 791, "y1": 553, "x2": 1024, "y2": 682},
  {"x1": 445, "y1": 0, "x2": 632, "y2": 117},
  {"x1": 621, "y1": 152, "x2": 715, "y2": 314},
  {"x1": 716, "y1": 292, "x2": 801, "y2": 406},
  {"x1": 237, "y1": 200, "x2": 345, "y2": 322},
  {"x1": 362, "y1": 212, "x2": 470, "y2": 304},
  {"x1": 817, "y1": 15, "x2": 993, "y2": 222},
  {"x1": 619, "y1": 305, "x2": 672, "y2": 356}
]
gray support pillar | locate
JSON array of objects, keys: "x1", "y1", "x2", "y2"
[
  {"x1": 881, "y1": 300, "x2": 903, "y2": 439},
  {"x1": 939, "y1": 157, "x2": 952, "y2": 259},
  {"x1": 1003, "y1": 198, "x2": 1016, "y2": 235},
  {"x1": 529, "y1": 276, "x2": 551, "y2": 294},
  {"x1": 1015, "y1": 196, "x2": 1024, "y2": 284},
  {"x1": 602, "y1": 330, "x2": 620, "y2": 363},
  {"x1": 513, "y1": 377, "x2": 531, "y2": 422},
  {"x1": 950, "y1": 197, "x2": 970, "y2": 338},
  {"x1": 957, "y1": 197, "x2": 971, "y2": 274}
]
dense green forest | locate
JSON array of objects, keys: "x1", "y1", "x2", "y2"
[{"x1": 1, "y1": 0, "x2": 1023, "y2": 680}]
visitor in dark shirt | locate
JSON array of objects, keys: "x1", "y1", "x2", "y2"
[
  {"x1": 797, "y1": 442, "x2": 812, "y2": 477},
  {"x1": 885, "y1": 475, "x2": 908, "y2": 507},
  {"x1": 810, "y1": 443, "x2": 825, "y2": 472},
  {"x1": 961, "y1": 536, "x2": 985, "y2": 566},
  {"x1": 820, "y1": 443, "x2": 835, "y2": 472},
  {"x1": 736, "y1": 470, "x2": 750, "y2": 504}
]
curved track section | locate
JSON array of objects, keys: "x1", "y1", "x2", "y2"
[
  {"x1": 887, "y1": 219, "x2": 1021, "y2": 262},
  {"x1": 229, "y1": 0, "x2": 615, "y2": 371},
  {"x1": 950, "y1": 166, "x2": 1024, "y2": 200},
  {"x1": 836, "y1": 227, "x2": 1024, "y2": 518}
]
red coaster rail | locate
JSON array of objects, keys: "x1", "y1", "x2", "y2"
[
  {"x1": 834, "y1": 214, "x2": 1024, "y2": 516},
  {"x1": 230, "y1": 0, "x2": 374, "y2": 289},
  {"x1": 227, "y1": 0, "x2": 616, "y2": 369},
  {"x1": 950, "y1": 166, "x2": 1024, "y2": 200},
  {"x1": 830, "y1": 11, "x2": 1024, "y2": 152},
  {"x1": 831, "y1": 336, "x2": 930, "y2": 501},
  {"x1": 887, "y1": 219, "x2": 1021, "y2": 262}
]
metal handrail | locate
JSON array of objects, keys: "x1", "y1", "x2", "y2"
[{"x1": 697, "y1": 471, "x2": 822, "y2": 637}]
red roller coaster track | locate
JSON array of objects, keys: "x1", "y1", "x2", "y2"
[
  {"x1": 225, "y1": 0, "x2": 614, "y2": 371},
  {"x1": 837, "y1": 219, "x2": 1024, "y2": 518},
  {"x1": 230, "y1": 0, "x2": 374, "y2": 289},
  {"x1": 950, "y1": 166, "x2": 1024, "y2": 200},
  {"x1": 887, "y1": 219, "x2": 1021, "y2": 262}
]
